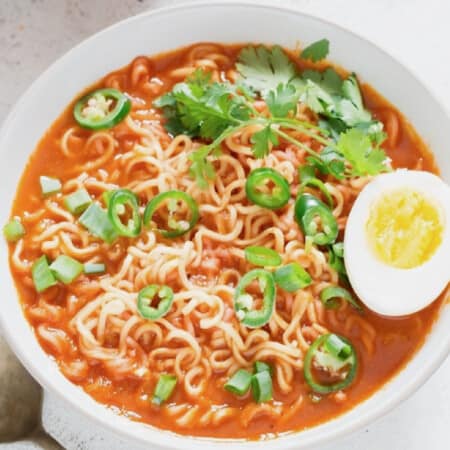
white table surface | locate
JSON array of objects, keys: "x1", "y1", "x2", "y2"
[{"x1": 0, "y1": 0, "x2": 449, "y2": 449}]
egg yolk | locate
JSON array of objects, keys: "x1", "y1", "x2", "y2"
[{"x1": 366, "y1": 188, "x2": 443, "y2": 269}]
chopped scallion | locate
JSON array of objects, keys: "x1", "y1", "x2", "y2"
[
  {"x1": 254, "y1": 361, "x2": 272, "y2": 375},
  {"x1": 64, "y1": 189, "x2": 92, "y2": 215},
  {"x1": 40, "y1": 176, "x2": 61, "y2": 197},
  {"x1": 251, "y1": 370, "x2": 272, "y2": 403},
  {"x1": 274, "y1": 262, "x2": 312, "y2": 292},
  {"x1": 3, "y1": 219, "x2": 25, "y2": 242},
  {"x1": 83, "y1": 263, "x2": 106, "y2": 275},
  {"x1": 245, "y1": 246, "x2": 282, "y2": 267},
  {"x1": 224, "y1": 369, "x2": 252, "y2": 396},
  {"x1": 49, "y1": 255, "x2": 83, "y2": 284},
  {"x1": 32, "y1": 255, "x2": 57, "y2": 293},
  {"x1": 79, "y1": 203, "x2": 117, "y2": 243},
  {"x1": 324, "y1": 333, "x2": 352, "y2": 360},
  {"x1": 152, "y1": 374, "x2": 177, "y2": 405}
]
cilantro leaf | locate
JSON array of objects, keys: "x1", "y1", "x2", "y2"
[
  {"x1": 251, "y1": 125, "x2": 279, "y2": 158},
  {"x1": 266, "y1": 83, "x2": 299, "y2": 117},
  {"x1": 154, "y1": 72, "x2": 251, "y2": 140},
  {"x1": 336, "y1": 128, "x2": 388, "y2": 176},
  {"x1": 301, "y1": 39, "x2": 330, "y2": 62},
  {"x1": 307, "y1": 146, "x2": 346, "y2": 180},
  {"x1": 236, "y1": 45, "x2": 301, "y2": 95},
  {"x1": 188, "y1": 146, "x2": 217, "y2": 189}
]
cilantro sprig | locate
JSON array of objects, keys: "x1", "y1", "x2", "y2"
[
  {"x1": 154, "y1": 44, "x2": 389, "y2": 188},
  {"x1": 301, "y1": 38, "x2": 330, "y2": 62}
]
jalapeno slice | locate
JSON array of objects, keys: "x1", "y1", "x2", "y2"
[
  {"x1": 137, "y1": 284, "x2": 174, "y2": 320},
  {"x1": 245, "y1": 168, "x2": 290, "y2": 210},
  {"x1": 304, "y1": 333, "x2": 357, "y2": 394},
  {"x1": 234, "y1": 269, "x2": 276, "y2": 328},
  {"x1": 295, "y1": 193, "x2": 338, "y2": 245},
  {"x1": 143, "y1": 190, "x2": 199, "y2": 238},
  {"x1": 73, "y1": 88, "x2": 131, "y2": 130},
  {"x1": 107, "y1": 189, "x2": 141, "y2": 238}
]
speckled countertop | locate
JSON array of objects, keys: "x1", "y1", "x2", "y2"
[{"x1": 0, "y1": 1, "x2": 449, "y2": 449}]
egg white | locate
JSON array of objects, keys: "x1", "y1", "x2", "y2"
[{"x1": 344, "y1": 170, "x2": 450, "y2": 316}]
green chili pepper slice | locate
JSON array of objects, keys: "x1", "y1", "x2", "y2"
[
  {"x1": 244, "y1": 246, "x2": 282, "y2": 267},
  {"x1": 295, "y1": 193, "x2": 338, "y2": 245},
  {"x1": 245, "y1": 168, "x2": 290, "y2": 210},
  {"x1": 143, "y1": 190, "x2": 199, "y2": 238},
  {"x1": 73, "y1": 88, "x2": 131, "y2": 130},
  {"x1": 107, "y1": 189, "x2": 141, "y2": 238},
  {"x1": 320, "y1": 286, "x2": 362, "y2": 311},
  {"x1": 304, "y1": 333, "x2": 357, "y2": 394},
  {"x1": 298, "y1": 165, "x2": 333, "y2": 207},
  {"x1": 137, "y1": 284, "x2": 174, "y2": 320},
  {"x1": 234, "y1": 269, "x2": 276, "y2": 328}
]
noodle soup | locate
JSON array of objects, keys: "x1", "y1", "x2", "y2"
[{"x1": 4, "y1": 42, "x2": 447, "y2": 439}]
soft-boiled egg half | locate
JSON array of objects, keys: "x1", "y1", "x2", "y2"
[{"x1": 344, "y1": 170, "x2": 450, "y2": 316}]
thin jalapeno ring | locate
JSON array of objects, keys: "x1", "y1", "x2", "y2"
[
  {"x1": 137, "y1": 285, "x2": 174, "y2": 320},
  {"x1": 304, "y1": 333, "x2": 357, "y2": 394},
  {"x1": 107, "y1": 189, "x2": 142, "y2": 237},
  {"x1": 74, "y1": 88, "x2": 131, "y2": 130},
  {"x1": 143, "y1": 190, "x2": 199, "y2": 238},
  {"x1": 234, "y1": 269, "x2": 276, "y2": 328},
  {"x1": 245, "y1": 168, "x2": 290, "y2": 210},
  {"x1": 295, "y1": 193, "x2": 338, "y2": 245}
]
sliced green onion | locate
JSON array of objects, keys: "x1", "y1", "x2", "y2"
[
  {"x1": 3, "y1": 219, "x2": 25, "y2": 242},
  {"x1": 137, "y1": 285, "x2": 174, "y2": 320},
  {"x1": 32, "y1": 255, "x2": 57, "y2": 293},
  {"x1": 332, "y1": 242, "x2": 344, "y2": 258},
  {"x1": 324, "y1": 334, "x2": 352, "y2": 360},
  {"x1": 251, "y1": 370, "x2": 273, "y2": 403},
  {"x1": 304, "y1": 333, "x2": 357, "y2": 394},
  {"x1": 40, "y1": 176, "x2": 61, "y2": 197},
  {"x1": 74, "y1": 88, "x2": 131, "y2": 131},
  {"x1": 245, "y1": 246, "x2": 282, "y2": 267},
  {"x1": 144, "y1": 190, "x2": 199, "y2": 238},
  {"x1": 152, "y1": 374, "x2": 177, "y2": 405},
  {"x1": 224, "y1": 369, "x2": 252, "y2": 396},
  {"x1": 320, "y1": 286, "x2": 362, "y2": 311},
  {"x1": 49, "y1": 255, "x2": 83, "y2": 284},
  {"x1": 79, "y1": 203, "x2": 117, "y2": 244},
  {"x1": 274, "y1": 262, "x2": 312, "y2": 292},
  {"x1": 254, "y1": 361, "x2": 272, "y2": 375},
  {"x1": 246, "y1": 168, "x2": 290, "y2": 210},
  {"x1": 234, "y1": 269, "x2": 276, "y2": 328},
  {"x1": 107, "y1": 189, "x2": 141, "y2": 238},
  {"x1": 83, "y1": 263, "x2": 106, "y2": 275},
  {"x1": 64, "y1": 189, "x2": 92, "y2": 215}
]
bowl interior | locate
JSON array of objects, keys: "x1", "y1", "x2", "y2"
[{"x1": 0, "y1": 2, "x2": 448, "y2": 449}]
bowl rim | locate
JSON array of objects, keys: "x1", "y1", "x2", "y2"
[{"x1": 0, "y1": 1, "x2": 449, "y2": 449}]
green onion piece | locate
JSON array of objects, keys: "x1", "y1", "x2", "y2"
[
  {"x1": 251, "y1": 370, "x2": 273, "y2": 403},
  {"x1": 83, "y1": 263, "x2": 106, "y2": 275},
  {"x1": 245, "y1": 246, "x2": 282, "y2": 267},
  {"x1": 137, "y1": 285, "x2": 174, "y2": 320},
  {"x1": 49, "y1": 255, "x2": 83, "y2": 284},
  {"x1": 64, "y1": 189, "x2": 92, "y2": 215},
  {"x1": 79, "y1": 203, "x2": 117, "y2": 244},
  {"x1": 332, "y1": 242, "x2": 344, "y2": 258},
  {"x1": 274, "y1": 262, "x2": 312, "y2": 292},
  {"x1": 107, "y1": 189, "x2": 141, "y2": 238},
  {"x1": 40, "y1": 176, "x2": 61, "y2": 197},
  {"x1": 32, "y1": 255, "x2": 57, "y2": 293},
  {"x1": 254, "y1": 361, "x2": 272, "y2": 375},
  {"x1": 320, "y1": 285, "x2": 362, "y2": 311},
  {"x1": 324, "y1": 333, "x2": 352, "y2": 360},
  {"x1": 3, "y1": 219, "x2": 25, "y2": 242},
  {"x1": 152, "y1": 374, "x2": 177, "y2": 405},
  {"x1": 224, "y1": 369, "x2": 252, "y2": 396}
]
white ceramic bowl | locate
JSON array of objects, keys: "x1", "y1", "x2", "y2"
[{"x1": 0, "y1": 2, "x2": 449, "y2": 449}]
